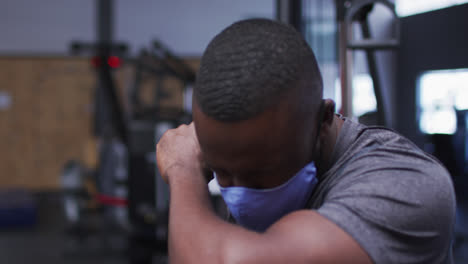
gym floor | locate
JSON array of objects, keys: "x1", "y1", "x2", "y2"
[
  {"x1": 1, "y1": 192, "x2": 468, "y2": 264},
  {"x1": 0, "y1": 193, "x2": 167, "y2": 264}
]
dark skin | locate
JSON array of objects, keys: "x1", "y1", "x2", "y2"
[{"x1": 156, "y1": 89, "x2": 372, "y2": 263}]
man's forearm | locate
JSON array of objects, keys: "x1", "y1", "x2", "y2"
[
  {"x1": 167, "y1": 166, "x2": 268, "y2": 264},
  {"x1": 164, "y1": 165, "x2": 373, "y2": 264},
  {"x1": 167, "y1": 167, "x2": 230, "y2": 263}
]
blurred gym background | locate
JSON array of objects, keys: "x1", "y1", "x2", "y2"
[{"x1": 0, "y1": 0, "x2": 468, "y2": 263}]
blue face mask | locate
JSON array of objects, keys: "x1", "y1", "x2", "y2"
[{"x1": 217, "y1": 162, "x2": 318, "y2": 232}]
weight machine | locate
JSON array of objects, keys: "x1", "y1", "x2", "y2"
[
  {"x1": 62, "y1": 1, "x2": 195, "y2": 263},
  {"x1": 278, "y1": 0, "x2": 399, "y2": 126},
  {"x1": 336, "y1": 0, "x2": 399, "y2": 126}
]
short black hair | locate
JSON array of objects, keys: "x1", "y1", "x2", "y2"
[{"x1": 194, "y1": 18, "x2": 323, "y2": 122}]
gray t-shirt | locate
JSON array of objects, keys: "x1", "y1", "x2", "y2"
[{"x1": 308, "y1": 118, "x2": 456, "y2": 263}]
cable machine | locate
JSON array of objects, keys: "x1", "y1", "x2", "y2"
[
  {"x1": 336, "y1": 0, "x2": 399, "y2": 126},
  {"x1": 63, "y1": 1, "x2": 195, "y2": 263},
  {"x1": 277, "y1": 0, "x2": 399, "y2": 126}
]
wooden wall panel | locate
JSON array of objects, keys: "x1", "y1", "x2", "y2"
[
  {"x1": 0, "y1": 57, "x2": 95, "y2": 190},
  {"x1": 0, "y1": 56, "x2": 200, "y2": 190}
]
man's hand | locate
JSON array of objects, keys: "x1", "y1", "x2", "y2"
[{"x1": 156, "y1": 123, "x2": 203, "y2": 184}]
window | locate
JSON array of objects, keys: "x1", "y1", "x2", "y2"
[
  {"x1": 302, "y1": 0, "x2": 339, "y2": 102},
  {"x1": 334, "y1": 74, "x2": 377, "y2": 117},
  {"x1": 302, "y1": 0, "x2": 337, "y2": 64},
  {"x1": 396, "y1": 0, "x2": 468, "y2": 17},
  {"x1": 417, "y1": 68, "x2": 468, "y2": 134}
]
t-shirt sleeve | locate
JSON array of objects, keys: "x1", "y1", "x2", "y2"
[{"x1": 317, "y1": 147, "x2": 456, "y2": 263}]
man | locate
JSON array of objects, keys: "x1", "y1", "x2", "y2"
[{"x1": 156, "y1": 19, "x2": 455, "y2": 263}]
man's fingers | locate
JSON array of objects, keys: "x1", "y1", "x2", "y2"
[{"x1": 155, "y1": 121, "x2": 202, "y2": 184}]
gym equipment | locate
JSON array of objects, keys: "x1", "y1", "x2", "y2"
[
  {"x1": 66, "y1": 8, "x2": 195, "y2": 264},
  {"x1": 278, "y1": 0, "x2": 398, "y2": 126},
  {"x1": 65, "y1": 0, "x2": 131, "y2": 257},
  {"x1": 61, "y1": 160, "x2": 88, "y2": 225},
  {"x1": 0, "y1": 189, "x2": 37, "y2": 229},
  {"x1": 126, "y1": 42, "x2": 194, "y2": 263},
  {"x1": 64, "y1": 1, "x2": 195, "y2": 263},
  {"x1": 336, "y1": 0, "x2": 399, "y2": 125},
  {"x1": 61, "y1": 50, "x2": 193, "y2": 261}
]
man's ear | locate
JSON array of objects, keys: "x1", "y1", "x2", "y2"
[
  {"x1": 312, "y1": 99, "x2": 337, "y2": 166},
  {"x1": 311, "y1": 99, "x2": 335, "y2": 160}
]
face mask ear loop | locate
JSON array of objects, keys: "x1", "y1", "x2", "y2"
[
  {"x1": 303, "y1": 102, "x2": 324, "y2": 209},
  {"x1": 312, "y1": 100, "x2": 325, "y2": 155}
]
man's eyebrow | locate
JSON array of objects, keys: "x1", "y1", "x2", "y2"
[{"x1": 204, "y1": 163, "x2": 224, "y2": 173}]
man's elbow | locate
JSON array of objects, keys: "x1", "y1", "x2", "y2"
[{"x1": 219, "y1": 235, "x2": 262, "y2": 264}]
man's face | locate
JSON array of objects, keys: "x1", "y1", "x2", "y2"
[{"x1": 193, "y1": 99, "x2": 318, "y2": 189}]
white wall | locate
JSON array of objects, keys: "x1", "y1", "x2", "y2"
[
  {"x1": 0, "y1": 0, "x2": 274, "y2": 56},
  {"x1": 116, "y1": 0, "x2": 274, "y2": 56},
  {"x1": 0, "y1": 0, "x2": 95, "y2": 55}
]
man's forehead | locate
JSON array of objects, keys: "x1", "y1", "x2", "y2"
[
  {"x1": 196, "y1": 104, "x2": 285, "y2": 145},
  {"x1": 195, "y1": 104, "x2": 314, "y2": 171},
  {"x1": 194, "y1": 108, "x2": 282, "y2": 153}
]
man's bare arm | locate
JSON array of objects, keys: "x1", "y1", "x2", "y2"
[
  {"x1": 157, "y1": 124, "x2": 372, "y2": 264},
  {"x1": 166, "y1": 167, "x2": 372, "y2": 264}
]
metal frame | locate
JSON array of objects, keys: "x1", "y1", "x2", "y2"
[
  {"x1": 276, "y1": 0, "x2": 304, "y2": 33},
  {"x1": 336, "y1": 0, "x2": 399, "y2": 125}
]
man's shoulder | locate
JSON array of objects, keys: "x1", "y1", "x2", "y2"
[
  {"x1": 330, "y1": 119, "x2": 424, "y2": 169},
  {"x1": 313, "y1": 121, "x2": 456, "y2": 263},
  {"x1": 334, "y1": 123, "x2": 453, "y2": 205},
  {"x1": 342, "y1": 122, "x2": 444, "y2": 170},
  {"x1": 316, "y1": 120, "x2": 453, "y2": 206}
]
